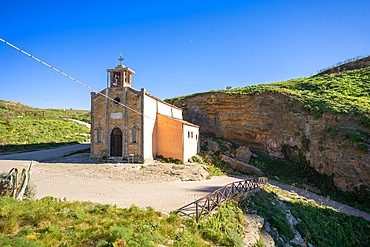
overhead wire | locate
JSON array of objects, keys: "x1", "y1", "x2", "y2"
[{"x1": 0, "y1": 37, "x2": 188, "y2": 130}]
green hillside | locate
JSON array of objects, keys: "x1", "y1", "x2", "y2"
[
  {"x1": 0, "y1": 100, "x2": 90, "y2": 153},
  {"x1": 224, "y1": 67, "x2": 370, "y2": 126},
  {"x1": 318, "y1": 55, "x2": 370, "y2": 75}
]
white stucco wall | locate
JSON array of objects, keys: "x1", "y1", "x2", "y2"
[
  {"x1": 172, "y1": 107, "x2": 183, "y2": 119},
  {"x1": 143, "y1": 93, "x2": 157, "y2": 160},
  {"x1": 157, "y1": 101, "x2": 183, "y2": 119},
  {"x1": 157, "y1": 101, "x2": 172, "y2": 117},
  {"x1": 142, "y1": 92, "x2": 194, "y2": 162},
  {"x1": 182, "y1": 124, "x2": 200, "y2": 162}
]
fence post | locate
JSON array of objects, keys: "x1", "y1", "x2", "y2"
[{"x1": 196, "y1": 202, "x2": 199, "y2": 222}]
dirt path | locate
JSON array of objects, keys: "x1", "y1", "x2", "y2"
[
  {"x1": 67, "y1": 119, "x2": 91, "y2": 129},
  {"x1": 269, "y1": 180, "x2": 370, "y2": 221}
]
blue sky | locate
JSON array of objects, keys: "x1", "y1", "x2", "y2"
[{"x1": 1, "y1": 0, "x2": 369, "y2": 110}]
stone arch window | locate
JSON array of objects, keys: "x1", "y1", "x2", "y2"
[
  {"x1": 131, "y1": 124, "x2": 139, "y2": 144},
  {"x1": 95, "y1": 123, "x2": 102, "y2": 144}
]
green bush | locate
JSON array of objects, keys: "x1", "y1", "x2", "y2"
[
  {"x1": 198, "y1": 201, "x2": 246, "y2": 247},
  {"x1": 156, "y1": 155, "x2": 182, "y2": 164},
  {"x1": 189, "y1": 153, "x2": 226, "y2": 177},
  {"x1": 348, "y1": 132, "x2": 366, "y2": 143},
  {"x1": 348, "y1": 132, "x2": 369, "y2": 153}
]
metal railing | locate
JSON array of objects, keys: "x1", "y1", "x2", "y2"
[{"x1": 178, "y1": 177, "x2": 267, "y2": 222}]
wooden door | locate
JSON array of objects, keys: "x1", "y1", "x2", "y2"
[{"x1": 110, "y1": 128, "x2": 122, "y2": 157}]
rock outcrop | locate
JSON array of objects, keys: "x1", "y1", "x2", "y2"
[
  {"x1": 169, "y1": 91, "x2": 370, "y2": 191},
  {"x1": 243, "y1": 214, "x2": 267, "y2": 247},
  {"x1": 204, "y1": 139, "x2": 221, "y2": 154},
  {"x1": 220, "y1": 154, "x2": 264, "y2": 176},
  {"x1": 235, "y1": 146, "x2": 253, "y2": 164}
]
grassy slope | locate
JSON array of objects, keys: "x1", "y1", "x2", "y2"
[
  {"x1": 0, "y1": 197, "x2": 246, "y2": 247},
  {"x1": 168, "y1": 67, "x2": 370, "y2": 127},
  {"x1": 0, "y1": 100, "x2": 90, "y2": 123},
  {"x1": 0, "y1": 100, "x2": 90, "y2": 153},
  {"x1": 224, "y1": 67, "x2": 370, "y2": 124}
]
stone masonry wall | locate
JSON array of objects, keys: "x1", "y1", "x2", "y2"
[{"x1": 91, "y1": 87, "x2": 143, "y2": 160}]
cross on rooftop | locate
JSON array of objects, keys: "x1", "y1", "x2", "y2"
[{"x1": 119, "y1": 53, "x2": 123, "y2": 65}]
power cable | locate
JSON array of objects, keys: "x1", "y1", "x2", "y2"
[{"x1": 0, "y1": 37, "x2": 190, "y2": 130}]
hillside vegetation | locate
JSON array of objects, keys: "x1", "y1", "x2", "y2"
[
  {"x1": 224, "y1": 67, "x2": 370, "y2": 126},
  {"x1": 241, "y1": 184, "x2": 370, "y2": 247},
  {"x1": 0, "y1": 100, "x2": 90, "y2": 153},
  {"x1": 318, "y1": 55, "x2": 370, "y2": 75},
  {"x1": 168, "y1": 66, "x2": 370, "y2": 128},
  {"x1": 0, "y1": 197, "x2": 246, "y2": 247}
]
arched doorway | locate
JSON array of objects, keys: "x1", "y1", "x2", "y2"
[{"x1": 110, "y1": 128, "x2": 122, "y2": 157}]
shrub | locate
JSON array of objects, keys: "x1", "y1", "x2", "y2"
[
  {"x1": 348, "y1": 132, "x2": 369, "y2": 153},
  {"x1": 156, "y1": 155, "x2": 182, "y2": 164}
]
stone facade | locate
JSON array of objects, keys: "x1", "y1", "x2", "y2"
[{"x1": 91, "y1": 60, "x2": 199, "y2": 163}]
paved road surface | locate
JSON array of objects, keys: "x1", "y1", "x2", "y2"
[{"x1": 0, "y1": 143, "x2": 90, "y2": 162}]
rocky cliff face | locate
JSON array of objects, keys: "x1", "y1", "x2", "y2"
[{"x1": 169, "y1": 91, "x2": 370, "y2": 192}]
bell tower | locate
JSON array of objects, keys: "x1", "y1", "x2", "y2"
[{"x1": 107, "y1": 53, "x2": 135, "y2": 88}]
